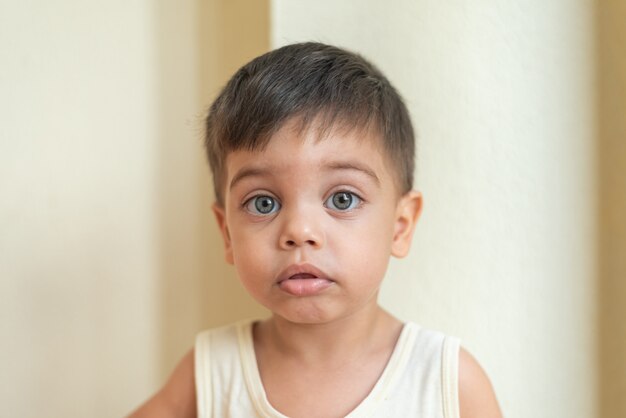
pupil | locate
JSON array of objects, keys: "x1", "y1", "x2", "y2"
[
  {"x1": 333, "y1": 192, "x2": 352, "y2": 209},
  {"x1": 255, "y1": 197, "x2": 274, "y2": 213}
]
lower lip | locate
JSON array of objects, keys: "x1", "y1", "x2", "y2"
[{"x1": 278, "y1": 278, "x2": 334, "y2": 296}]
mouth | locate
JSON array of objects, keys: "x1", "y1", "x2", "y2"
[{"x1": 276, "y1": 263, "x2": 334, "y2": 297}]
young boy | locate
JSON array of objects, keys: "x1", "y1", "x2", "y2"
[{"x1": 129, "y1": 42, "x2": 501, "y2": 418}]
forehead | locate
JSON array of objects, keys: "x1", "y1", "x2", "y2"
[
  {"x1": 221, "y1": 118, "x2": 406, "y2": 202},
  {"x1": 226, "y1": 118, "x2": 390, "y2": 176}
]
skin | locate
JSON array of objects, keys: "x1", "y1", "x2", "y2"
[{"x1": 127, "y1": 120, "x2": 502, "y2": 418}]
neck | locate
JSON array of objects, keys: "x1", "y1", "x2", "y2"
[{"x1": 254, "y1": 305, "x2": 402, "y2": 365}]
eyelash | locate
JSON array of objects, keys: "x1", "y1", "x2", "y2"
[{"x1": 242, "y1": 190, "x2": 365, "y2": 216}]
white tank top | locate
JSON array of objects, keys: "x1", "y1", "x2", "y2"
[{"x1": 195, "y1": 320, "x2": 460, "y2": 418}]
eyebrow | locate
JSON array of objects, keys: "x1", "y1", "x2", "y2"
[
  {"x1": 323, "y1": 160, "x2": 381, "y2": 186},
  {"x1": 229, "y1": 160, "x2": 381, "y2": 191},
  {"x1": 229, "y1": 167, "x2": 272, "y2": 191}
]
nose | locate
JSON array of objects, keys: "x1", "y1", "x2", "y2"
[{"x1": 278, "y1": 205, "x2": 324, "y2": 250}]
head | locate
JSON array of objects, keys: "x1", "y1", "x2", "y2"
[
  {"x1": 204, "y1": 42, "x2": 421, "y2": 324},
  {"x1": 204, "y1": 42, "x2": 415, "y2": 207}
]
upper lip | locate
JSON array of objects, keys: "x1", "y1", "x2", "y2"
[{"x1": 276, "y1": 263, "x2": 332, "y2": 283}]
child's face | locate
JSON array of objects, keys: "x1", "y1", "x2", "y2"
[{"x1": 213, "y1": 120, "x2": 422, "y2": 325}]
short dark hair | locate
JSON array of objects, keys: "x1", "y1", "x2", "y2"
[{"x1": 204, "y1": 42, "x2": 415, "y2": 205}]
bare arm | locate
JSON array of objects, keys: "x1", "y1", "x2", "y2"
[
  {"x1": 127, "y1": 349, "x2": 196, "y2": 418},
  {"x1": 458, "y1": 348, "x2": 502, "y2": 418}
]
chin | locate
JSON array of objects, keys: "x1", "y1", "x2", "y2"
[{"x1": 273, "y1": 304, "x2": 338, "y2": 325}]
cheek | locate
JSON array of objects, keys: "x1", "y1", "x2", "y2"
[
  {"x1": 352, "y1": 210, "x2": 397, "y2": 247},
  {"x1": 231, "y1": 238, "x2": 265, "y2": 270},
  {"x1": 332, "y1": 219, "x2": 394, "y2": 275},
  {"x1": 231, "y1": 249, "x2": 269, "y2": 300},
  {"x1": 229, "y1": 223, "x2": 278, "y2": 267}
]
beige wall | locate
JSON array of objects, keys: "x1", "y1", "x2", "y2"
[
  {"x1": 597, "y1": 1, "x2": 626, "y2": 417},
  {"x1": 272, "y1": 1, "x2": 598, "y2": 417},
  {"x1": 0, "y1": 1, "x2": 268, "y2": 417},
  {"x1": 154, "y1": 0, "x2": 269, "y2": 385}
]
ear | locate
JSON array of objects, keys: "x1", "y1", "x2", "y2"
[
  {"x1": 391, "y1": 190, "x2": 423, "y2": 258},
  {"x1": 212, "y1": 203, "x2": 234, "y2": 264}
]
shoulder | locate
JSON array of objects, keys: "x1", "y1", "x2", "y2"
[
  {"x1": 127, "y1": 321, "x2": 252, "y2": 418},
  {"x1": 458, "y1": 347, "x2": 502, "y2": 418},
  {"x1": 196, "y1": 320, "x2": 246, "y2": 350},
  {"x1": 127, "y1": 349, "x2": 196, "y2": 418}
]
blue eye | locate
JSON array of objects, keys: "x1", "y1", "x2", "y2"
[
  {"x1": 245, "y1": 195, "x2": 280, "y2": 215},
  {"x1": 325, "y1": 191, "x2": 361, "y2": 211}
]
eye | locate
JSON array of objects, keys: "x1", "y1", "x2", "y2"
[
  {"x1": 245, "y1": 195, "x2": 281, "y2": 215},
  {"x1": 325, "y1": 191, "x2": 362, "y2": 211}
]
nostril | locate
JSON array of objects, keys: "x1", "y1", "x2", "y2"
[{"x1": 282, "y1": 237, "x2": 320, "y2": 248}]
